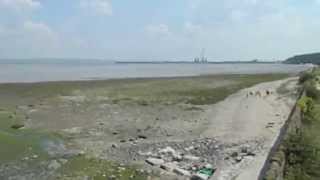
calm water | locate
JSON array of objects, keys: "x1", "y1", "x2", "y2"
[{"x1": 0, "y1": 62, "x2": 310, "y2": 83}]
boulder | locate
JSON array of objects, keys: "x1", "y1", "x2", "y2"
[
  {"x1": 160, "y1": 162, "x2": 177, "y2": 172},
  {"x1": 11, "y1": 124, "x2": 25, "y2": 130},
  {"x1": 231, "y1": 152, "x2": 238, "y2": 158},
  {"x1": 191, "y1": 173, "x2": 210, "y2": 180},
  {"x1": 184, "y1": 155, "x2": 200, "y2": 161},
  {"x1": 204, "y1": 164, "x2": 213, "y2": 169},
  {"x1": 235, "y1": 156, "x2": 243, "y2": 162},
  {"x1": 173, "y1": 167, "x2": 191, "y2": 177},
  {"x1": 145, "y1": 158, "x2": 165, "y2": 166},
  {"x1": 172, "y1": 153, "x2": 183, "y2": 162},
  {"x1": 111, "y1": 143, "x2": 118, "y2": 148},
  {"x1": 185, "y1": 146, "x2": 195, "y2": 151},
  {"x1": 138, "y1": 135, "x2": 147, "y2": 139},
  {"x1": 159, "y1": 146, "x2": 176, "y2": 155},
  {"x1": 138, "y1": 151, "x2": 153, "y2": 156},
  {"x1": 48, "y1": 160, "x2": 61, "y2": 170}
]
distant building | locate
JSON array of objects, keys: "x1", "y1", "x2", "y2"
[{"x1": 194, "y1": 48, "x2": 208, "y2": 63}]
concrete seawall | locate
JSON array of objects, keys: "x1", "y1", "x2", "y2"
[{"x1": 258, "y1": 90, "x2": 304, "y2": 180}]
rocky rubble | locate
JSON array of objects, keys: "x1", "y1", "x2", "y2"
[
  {"x1": 141, "y1": 144, "x2": 216, "y2": 179},
  {"x1": 103, "y1": 137, "x2": 263, "y2": 179}
]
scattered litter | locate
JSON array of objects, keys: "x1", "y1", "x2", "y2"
[{"x1": 191, "y1": 165, "x2": 216, "y2": 180}]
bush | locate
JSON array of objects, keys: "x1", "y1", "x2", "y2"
[
  {"x1": 299, "y1": 72, "x2": 315, "y2": 84},
  {"x1": 298, "y1": 96, "x2": 314, "y2": 114},
  {"x1": 305, "y1": 82, "x2": 320, "y2": 100}
]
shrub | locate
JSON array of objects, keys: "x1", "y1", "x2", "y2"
[
  {"x1": 299, "y1": 72, "x2": 314, "y2": 84},
  {"x1": 305, "y1": 82, "x2": 320, "y2": 100},
  {"x1": 297, "y1": 96, "x2": 314, "y2": 114}
]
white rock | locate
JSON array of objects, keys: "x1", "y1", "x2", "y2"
[
  {"x1": 138, "y1": 151, "x2": 153, "y2": 156},
  {"x1": 173, "y1": 168, "x2": 191, "y2": 177},
  {"x1": 172, "y1": 153, "x2": 183, "y2": 161},
  {"x1": 160, "y1": 162, "x2": 177, "y2": 172},
  {"x1": 48, "y1": 160, "x2": 61, "y2": 170},
  {"x1": 111, "y1": 143, "x2": 118, "y2": 148},
  {"x1": 184, "y1": 155, "x2": 200, "y2": 161},
  {"x1": 205, "y1": 164, "x2": 213, "y2": 169},
  {"x1": 192, "y1": 173, "x2": 210, "y2": 180},
  {"x1": 145, "y1": 158, "x2": 165, "y2": 166},
  {"x1": 159, "y1": 146, "x2": 176, "y2": 154},
  {"x1": 59, "y1": 158, "x2": 68, "y2": 164},
  {"x1": 236, "y1": 156, "x2": 243, "y2": 162},
  {"x1": 185, "y1": 146, "x2": 195, "y2": 151},
  {"x1": 78, "y1": 150, "x2": 85, "y2": 156}
]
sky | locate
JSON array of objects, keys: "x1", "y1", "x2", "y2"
[{"x1": 0, "y1": 0, "x2": 320, "y2": 61}]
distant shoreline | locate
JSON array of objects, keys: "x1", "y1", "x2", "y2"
[{"x1": 115, "y1": 61, "x2": 281, "y2": 64}]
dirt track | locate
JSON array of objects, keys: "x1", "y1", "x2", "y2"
[{"x1": 206, "y1": 77, "x2": 299, "y2": 180}]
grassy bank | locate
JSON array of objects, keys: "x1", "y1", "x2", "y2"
[{"x1": 283, "y1": 69, "x2": 320, "y2": 180}]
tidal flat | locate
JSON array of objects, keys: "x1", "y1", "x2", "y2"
[{"x1": 0, "y1": 73, "x2": 292, "y2": 180}]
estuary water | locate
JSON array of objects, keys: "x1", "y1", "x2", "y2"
[{"x1": 0, "y1": 61, "x2": 310, "y2": 83}]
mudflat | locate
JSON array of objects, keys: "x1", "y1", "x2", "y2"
[{"x1": 0, "y1": 73, "x2": 298, "y2": 180}]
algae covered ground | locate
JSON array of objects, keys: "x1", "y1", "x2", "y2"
[{"x1": 0, "y1": 73, "x2": 291, "y2": 180}]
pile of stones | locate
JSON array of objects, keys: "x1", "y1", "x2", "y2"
[{"x1": 141, "y1": 146, "x2": 215, "y2": 179}]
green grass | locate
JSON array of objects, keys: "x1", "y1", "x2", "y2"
[
  {"x1": 0, "y1": 74, "x2": 289, "y2": 107},
  {"x1": 283, "y1": 68, "x2": 320, "y2": 180},
  {"x1": 83, "y1": 74, "x2": 289, "y2": 105},
  {"x1": 284, "y1": 103, "x2": 320, "y2": 180},
  {"x1": 0, "y1": 110, "x2": 56, "y2": 162}
]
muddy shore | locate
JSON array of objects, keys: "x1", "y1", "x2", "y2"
[{"x1": 0, "y1": 74, "x2": 299, "y2": 180}]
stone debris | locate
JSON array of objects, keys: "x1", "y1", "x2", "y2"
[
  {"x1": 172, "y1": 153, "x2": 183, "y2": 162},
  {"x1": 184, "y1": 155, "x2": 200, "y2": 161},
  {"x1": 185, "y1": 146, "x2": 195, "y2": 151},
  {"x1": 138, "y1": 135, "x2": 147, "y2": 139},
  {"x1": 146, "y1": 158, "x2": 165, "y2": 166},
  {"x1": 160, "y1": 162, "x2": 178, "y2": 172},
  {"x1": 191, "y1": 173, "x2": 210, "y2": 180},
  {"x1": 266, "y1": 122, "x2": 275, "y2": 128},
  {"x1": 235, "y1": 156, "x2": 243, "y2": 162},
  {"x1": 111, "y1": 143, "x2": 118, "y2": 148},
  {"x1": 143, "y1": 145, "x2": 215, "y2": 178},
  {"x1": 11, "y1": 124, "x2": 25, "y2": 130},
  {"x1": 138, "y1": 151, "x2": 154, "y2": 156},
  {"x1": 58, "y1": 158, "x2": 68, "y2": 164},
  {"x1": 225, "y1": 144, "x2": 257, "y2": 164},
  {"x1": 173, "y1": 167, "x2": 191, "y2": 177},
  {"x1": 104, "y1": 137, "x2": 262, "y2": 179},
  {"x1": 47, "y1": 160, "x2": 61, "y2": 170},
  {"x1": 159, "y1": 146, "x2": 176, "y2": 154}
]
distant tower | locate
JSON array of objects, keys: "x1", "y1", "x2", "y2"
[
  {"x1": 200, "y1": 48, "x2": 208, "y2": 63},
  {"x1": 194, "y1": 48, "x2": 208, "y2": 63}
]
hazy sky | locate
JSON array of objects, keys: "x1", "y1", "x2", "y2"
[{"x1": 0, "y1": 0, "x2": 319, "y2": 61}]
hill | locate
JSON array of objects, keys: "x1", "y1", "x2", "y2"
[{"x1": 284, "y1": 52, "x2": 320, "y2": 64}]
